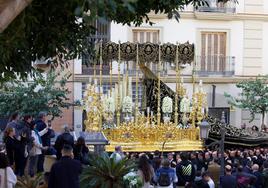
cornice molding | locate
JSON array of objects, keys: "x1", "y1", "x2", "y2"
[{"x1": 148, "y1": 11, "x2": 268, "y2": 21}]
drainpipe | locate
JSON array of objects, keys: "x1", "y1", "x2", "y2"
[{"x1": 212, "y1": 85, "x2": 216, "y2": 107}]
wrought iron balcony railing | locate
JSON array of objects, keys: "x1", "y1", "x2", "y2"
[
  {"x1": 196, "y1": 1, "x2": 236, "y2": 13},
  {"x1": 195, "y1": 55, "x2": 235, "y2": 76}
]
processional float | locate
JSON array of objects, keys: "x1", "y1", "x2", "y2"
[{"x1": 83, "y1": 41, "x2": 209, "y2": 152}]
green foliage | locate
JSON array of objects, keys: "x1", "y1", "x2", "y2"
[
  {"x1": 0, "y1": 70, "x2": 76, "y2": 119},
  {"x1": 80, "y1": 152, "x2": 136, "y2": 188},
  {"x1": 15, "y1": 173, "x2": 43, "y2": 188},
  {"x1": 0, "y1": 0, "x2": 233, "y2": 81},
  {"x1": 224, "y1": 76, "x2": 268, "y2": 126}
]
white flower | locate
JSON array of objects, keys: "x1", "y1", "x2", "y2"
[
  {"x1": 122, "y1": 96, "x2": 133, "y2": 113},
  {"x1": 103, "y1": 97, "x2": 115, "y2": 113},
  {"x1": 130, "y1": 179, "x2": 137, "y2": 186},
  {"x1": 162, "y1": 96, "x2": 173, "y2": 113}
]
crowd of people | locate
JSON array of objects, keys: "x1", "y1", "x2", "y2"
[
  {"x1": 0, "y1": 112, "x2": 89, "y2": 188},
  {"x1": 1, "y1": 112, "x2": 268, "y2": 188},
  {"x1": 118, "y1": 148, "x2": 268, "y2": 188}
]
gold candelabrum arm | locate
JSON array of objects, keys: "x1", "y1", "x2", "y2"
[
  {"x1": 157, "y1": 43, "x2": 161, "y2": 126},
  {"x1": 99, "y1": 40, "x2": 103, "y2": 130},
  {"x1": 117, "y1": 41, "x2": 121, "y2": 127},
  {"x1": 135, "y1": 43, "x2": 139, "y2": 126},
  {"x1": 174, "y1": 42, "x2": 179, "y2": 126}
]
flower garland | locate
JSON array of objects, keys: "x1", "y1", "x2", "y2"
[
  {"x1": 162, "y1": 96, "x2": 173, "y2": 114},
  {"x1": 122, "y1": 96, "x2": 133, "y2": 113},
  {"x1": 103, "y1": 97, "x2": 115, "y2": 113}
]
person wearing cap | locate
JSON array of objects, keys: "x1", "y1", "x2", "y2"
[
  {"x1": 220, "y1": 165, "x2": 237, "y2": 188},
  {"x1": 54, "y1": 125, "x2": 74, "y2": 160},
  {"x1": 48, "y1": 145, "x2": 82, "y2": 188}
]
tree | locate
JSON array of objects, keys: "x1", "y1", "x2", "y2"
[
  {"x1": 0, "y1": 0, "x2": 232, "y2": 81},
  {"x1": 225, "y1": 76, "x2": 268, "y2": 130},
  {"x1": 0, "y1": 70, "x2": 78, "y2": 119}
]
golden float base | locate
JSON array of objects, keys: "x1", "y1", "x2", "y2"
[{"x1": 105, "y1": 140, "x2": 204, "y2": 152}]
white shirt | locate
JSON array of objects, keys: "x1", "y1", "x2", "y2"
[
  {"x1": 208, "y1": 178, "x2": 215, "y2": 188},
  {"x1": 30, "y1": 128, "x2": 48, "y2": 156},
  {"x1": 0, "y1": 167, "x2": 17, "y2": 188}
]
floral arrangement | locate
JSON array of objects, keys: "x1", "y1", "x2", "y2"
[
  {"x1": 162, "y1": 96, "x2": 173, "y2": 114},
  {"x1": 180, "y1": 96, "x2": 191, "y2": 113},
  {"x1": 103, "y1": 97, "x2": 115, "y2": 113},
  {"x1": 122, "y1": 96, "x2": 133, "y2": 113},
  {"x1": 123, "y1": 171, "x2": 143, "y2": 188}
]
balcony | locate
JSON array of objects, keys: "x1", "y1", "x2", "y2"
[
  {"x1": 196, "y1": 55, "x2": 235, "y2": 77},
  {"x1": 82, "y1": 64, "x2": 110, "y2": 75},
  {"x1": 196, "y1": 0, "x2": 236, "y2": 13}
]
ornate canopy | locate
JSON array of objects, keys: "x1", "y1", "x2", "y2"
[{"x1": 101, "y1": 41, "x2": 194, "y2": 64}]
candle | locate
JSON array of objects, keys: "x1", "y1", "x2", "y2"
[
  {"x1": 95, "y1": 86, "x2": 99, "y2": 93},
  {"x1": 128, "y1": 77, "x2": 132, "y2": 97},
  {"x1": 89, "y1": 77, "x2": 92, "y2": 84},
  {"x1": 151, "y1": 111, "x2": 154, "y2": 117},
  {"x1": 181, "y1": 77, "x2": 184, "y2": 84},
  {"x1": 100, "y1": 87, "x2": 103, "y2": 94},
  {"x1": 147, "y1": 107, "x2": 150, "y2": 116},
  {"x1": 94, "y1": 79, "x2": 97, "y2": 85},
  {"x1": 199, "y1": 80, "x2": 203, "y2": 86}
]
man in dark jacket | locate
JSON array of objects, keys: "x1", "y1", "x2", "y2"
[
  {"x1": 54, "y1": 125, "x2": 74, "y2": 159},
  {"x1": 220, "y1": 165, "x2": 237, "y2": 188},
  {"x1": 262, "y1": 160, "x2": 268, "y2": 188},
  {"x1": 48, "y1": 144, "x2": 82, "y2": 188},
  {"x1": 35, "y1": 112, "x2": 55, "y2": 172},
  {"x1": 176, "y1": 152, "x2": 196, "y2": 187},
  {"x1": 252, "y1": 164, "x2": 263, "y2": 188}
]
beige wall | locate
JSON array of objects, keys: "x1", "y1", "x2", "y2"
[{"x1": 51, "y1": 61, "x2": 74, "y2": 132}]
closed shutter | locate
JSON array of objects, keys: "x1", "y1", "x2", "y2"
[{"x1": 200, "y1": 32, "x2": 226, "y2": 72}]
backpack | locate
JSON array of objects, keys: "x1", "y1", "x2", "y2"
[{"x1": 158, "y1": 171, "x2": 171, "y2": 186}]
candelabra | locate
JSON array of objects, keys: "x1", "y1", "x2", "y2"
[
  {"x1": 157, "y1": 43, "x2": 161, "y2": 126},
  {"x1": 117, "y1": 42, "x2": 121, "y2": 127},
  {"x1": 135, "y1": 43, "x2": 139, "y2": 126}
]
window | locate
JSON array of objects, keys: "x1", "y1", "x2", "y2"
[
  {"x1": 132, "y1": 29, "x2": 160, "y2": 43},
  {"x1": 200, "y1": 32, "x2": 227, "y2": 72}
]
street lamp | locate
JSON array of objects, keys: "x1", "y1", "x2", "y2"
[
  {"x1": 200, "y1": 119, "x2": 211, "y2": 139},
  {"x1": 199, "y1": 111, "x2": 227, "y2": 181}
]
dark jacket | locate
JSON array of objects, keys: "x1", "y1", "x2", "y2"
[
  {"x1": 4, "y1": 136, "x2": 20, "y2": 165},
  {"x1": 262, "y1": 169, "x2": 268, "y2": 188},
  {"x1": 73, "y1": 144, "x2": 90, "y2": 165},
  {"x1": 48, "y1": 156, "x2": 82, "y2": 188},
  {"x1": 54, "y1": 132, "x2": 74, "y2": 159},
  {"x1": 35, "y1": 119, "x2": 55, "y2": 147},
  {"x1": 220, "y1": 174, "x2": 237, "y2": 188},
  {"x1": 253, "y1": 171, "x2": 263, "y2": 188},
  {"x1": 176, "y1": 160, "x2": 196, "y2": 186},
  {"x1": 193, "y1": 177, "x2": 210, "y2": 188},
  {"x1": 18, "y1": 120, "x2": 34, "y2": 151}
]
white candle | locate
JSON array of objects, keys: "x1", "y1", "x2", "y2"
[
  {"x1": 128, "y1": 77, "x2": 132, "y2": 97},
  {"x1": 151, "y1": 111, "x2": 154, "y2": 117},
  {"x1": 199, "y1": 80, "x2": 203, "y2": 86},
  {"x1": 147, "y1": 107, "x2": 150, "y2": 115},
  {"x1": 100, "y1": 87, "x2": 103, "y2": 94},
  {"x1": 89, "y1": 77, "x2": 92, "y2": 84},
  {"x1": 94, "y1": 79, "x2": 97, "y2": 85}
]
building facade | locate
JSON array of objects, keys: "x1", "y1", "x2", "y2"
[{"x1": 71, "y1": 0, "x2": 268, "y2": 133}]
